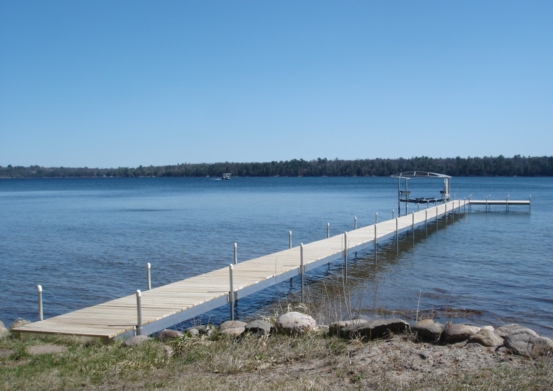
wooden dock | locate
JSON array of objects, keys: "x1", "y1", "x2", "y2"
[{"x1": 12, "y1": 198, "x2": 523, "y2": 343}]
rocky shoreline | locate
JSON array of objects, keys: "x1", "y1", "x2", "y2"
[{"x1": 2, "y1": 313, "x2": 553, "y2": 389}]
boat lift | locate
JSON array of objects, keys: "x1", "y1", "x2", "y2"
[{"x1": 391, "y1": 171, "x2": 451, "y2": 215}]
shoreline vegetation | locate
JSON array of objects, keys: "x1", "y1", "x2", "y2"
[
  {"x1": 2, "y1": 308, "x2": 552, "y2": 391},
  {"x1": 1, "y1": 155, "x2": 553, "y2": 178}
]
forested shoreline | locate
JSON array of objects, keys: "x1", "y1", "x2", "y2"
[{"x1": 1, "y1": 155, "x2": 552, "y2": 178}]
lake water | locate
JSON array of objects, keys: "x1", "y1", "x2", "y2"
[{"x1": 0, "y1": 177, "x2": 551, "y2": 337}]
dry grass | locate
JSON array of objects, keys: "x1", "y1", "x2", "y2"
[{"x1": 1, "y1": 330, "x2": 552, "y2": 391}]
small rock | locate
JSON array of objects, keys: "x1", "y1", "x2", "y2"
[
  {"x1": 185, "y1": 327, "x2": 200, "y2": 337},
  {"x1": 314, "y1": 325, "x2": 330, "y2": 337},
  {"x1": 157, "y1": 329, "x2": 183, "y2": 341},
  {"x1": 341, "y1": 318, "x2": 410, "y2": 340},
  {"x1": 441, "y1": 324, "x2": 480, "y2": 344},
  {"x1": 495, "y1": 324, "x2": 538, "y2": 339},
  {"x1": 194, "y1": 325, "x2": 215, "y2": 336},
  {"x1": 329, "y1": 319, "x2": 368, "y2": 336},
  {"x1": 468, "y1": 326, "x2": 503, "y2": 347},
  {"x1": 275, "y1": 312, "x2": 316, "y2": 335},
  {"x1": 122, "y1": 335, "x2": 150, "y2": 347},
  {"x1": 10, "y1": 318, "x2": 31, "y2": 331},
  {"x1": 26, "y1": 344, "x2": 68, "y2": 355},
  {"x1": 504, "y1": 331, "x2": 553, "y2": 357},
  {"x1": 244, "y1": 320, "x2": 273, "y2": 336},
  {"x1": 412, "y1": 319, "x2": 445, "y2": 343}
]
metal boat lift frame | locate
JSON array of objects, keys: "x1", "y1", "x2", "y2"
[{"x1": 391, "y1": 171, "x2": 451, "y2": 215}]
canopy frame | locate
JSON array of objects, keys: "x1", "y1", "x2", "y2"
[{"x1": 390, "y1": 171, "x2": 451, "y2": 215}]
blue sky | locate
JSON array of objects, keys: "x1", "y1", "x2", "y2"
[{"x1": 1, "y1": 1, "x2": 552, "y2": 168}]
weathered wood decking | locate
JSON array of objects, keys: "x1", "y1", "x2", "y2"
[{"x1": 12, "y1": 198, "x2": 521, "y2": 343}]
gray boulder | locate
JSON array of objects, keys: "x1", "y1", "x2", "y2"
[
  {"x1": 441, "y1": 324, "x2": 480, "y2": 344},
  {"x1": 503, "y1": 330, "x2": 553, "y2": 357},
  {"x1": 122, "y1": 335, "x2": 151, "y2": 347},
  {"x1": 244, "y1": 320, "x2": 273, "y2": 336},
  {"x1": 275, "y1": 312, "x2": 316, "y2": 335},
  {"x1": 495, "y1": 324, "x2": 538, "y2": 339},
  {"x1": 329, "y1": 319, "x2": 368, "y2": 336},
  {"x1": 468, "y1": 326, "x2": 503, "y2": 348},
  {"x1": 341, "y1": 318, "x2": 410, "y2": 340},
  {"x1": 412, "y1": 319, "x2": 445, "y2": 343},
  {"x1": 156, "y1": 329, "x2": 183, "y2": 341},
  {"x1": 219, "y1": 320, "x2": 247, "y2": 337}
]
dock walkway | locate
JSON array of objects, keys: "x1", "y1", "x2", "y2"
[{"x1": 12, "y1": 199, "x2": 508, "y2": 342}]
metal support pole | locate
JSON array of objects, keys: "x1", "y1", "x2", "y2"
[
  {"x1": 37, "y1": 285, "x2": 43, "y2": 321},
  {"x1": 229, "y1": 264, "x2": 235, "y2": 320},
  {"x1": 425, "y1": 209, "x2": 428, "y2": 236},
  {"x1": 234, "y1": 243, "x2": 238, "y2": 264},
  {"x1": 445, "y1": 202, "x2": 448, "y2": 223},
  {"x1": 147, "y1": 263, "x2": 151, "y2": 290},
  {"x1": 327, "y1": 223, "x2": 330, "y2": 238},
  {"x1": 343, "y1": 232, "x2": 348, "y2": 263},
  {"x1": 354, "y1": 216, "x2": 357, "y2": 230},
  {"x1": 374, "y1": 224, "x2": 377, "y2": 262},
  {"x1": 395, "y1": 217, "x2": 399, "y2": 253},
  {"x1": 375, "y1": 212, "x2": 378, "y2": 224},
  {"x1": 300, "y1": 243, "x2": 304, "y2": 302},
  {"x1": 392, "y1": 209, "x2": 395, "y2": 219},
  {"x1": 136, "y1": 290, "x2": 142, "y2": 335},
  {"x1": 417, "y1": 203, "x2": 420, "y2": 211},
  {"x1": 506, "y1": 195, "x2": 509, "y2": 212},
  {"x1": 289, "y1": 231, "x2": 292, "y2": 249},
  {"x1": 412, "y1": 212, "x2": 415, "y2": 244}
]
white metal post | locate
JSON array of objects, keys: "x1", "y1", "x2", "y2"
[
  {"x1": 354, "y1": 216, "x2": 357, "y2": 230},
  {"x1": 229, "y1": 264, "x2": 235, "y2": 320},
  {"x1": 147, "y1": 263, "x2": 151, "y2": 290},
  {"x1": 37, "y1": 285, "x2": 43, "y2": 321},
  {"x1": 395, "y1": 217, "x2": 399, "y2": 253},
  {"x1": 327, "y1": 223, "x2": 330, "y2": 238},
  {"x1": 300, "y1": 243, "x2": 304, "y2": 302},
  {"x1": 375, "y1": 212, "x2": 378, "y2": 224},
  {"x1": 136, "y1": 290, "x2": 142, "y2": 335},
  {"x1": 234, "y1": 243, "x2": 238, "y2": 265},
  {"x1": 289, "y1": 231, "x2": 292, "y2": 249},
  {"x1": 374, "y1": 224, "x2": 377, "y2": 262}
]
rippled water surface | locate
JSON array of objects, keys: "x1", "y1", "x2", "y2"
[{"x1": 0, "y1": 177, "x2": 551, "y2": 336}]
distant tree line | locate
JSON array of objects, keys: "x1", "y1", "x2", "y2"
[{"x1": 1, "y1": 155, "x2": 552, "y2": 178}]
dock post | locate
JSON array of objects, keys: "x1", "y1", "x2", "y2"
[
  {"x1": 374, "y1": 224, "x2": 377, "y2": 262},
  {"x1": 343, "y1": 232, "x2": 348, "y2": 263},
  {"x1": 436, "y1": 206, "x2": 439, "y2": 230},
  {"x1": 375, "y1": 212, "x2": 379, "y2": 224},
  {"x1": 417, "y1": 203, "x2": 420, "y2": 211},
  {"x1": 395, "y1": 217, "x2": 399, "y2": 253},
  {"x1": 229, "y1": 265, "x2": 235, "y2": 320},
  {"x1": 486, "y1": 196, "x2": 489, "y2": 212},
  {"x1": 289, "y1": 231, "x2": 292, "y2": 249},
  {"x1": 392, "y1": 209, "x2": 395, "y2": 219},
  {"x1": 234, "y1": 243, "x2": 238, "y2": 265},
  {"x1": 327, "y1": 223, "x2": 330, "y2": 238},
  {"x1": 354, "y1": 217, "x2": 357, "y2": 230},
  {"x1": 147, "y1": 263, "x2": 152, "y2": 290},
  {"x1": 529, "y1": 195, "x2": 532, "y2": 212},
  {"x1": 37, "y1": 285, "x2": 43, "y2": 321},
  {"x1": 136, "y1": 290, "x2": 142, "y2": 336},
  {"x1": 506, "y1": 195, "x2": 509, "y2": 212},
  {"x1": 300, "y1": 243, "x2": 305, "y2": 302},
  {"x1": 412, "y1": 213, "x2": 415, "y2": 244},
  {"x1": 445, "y1": 203, "x2": 448, "y2": 224},
  {"x1": 425, "y1": 209, "x2": 428, "y2": 236}
]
